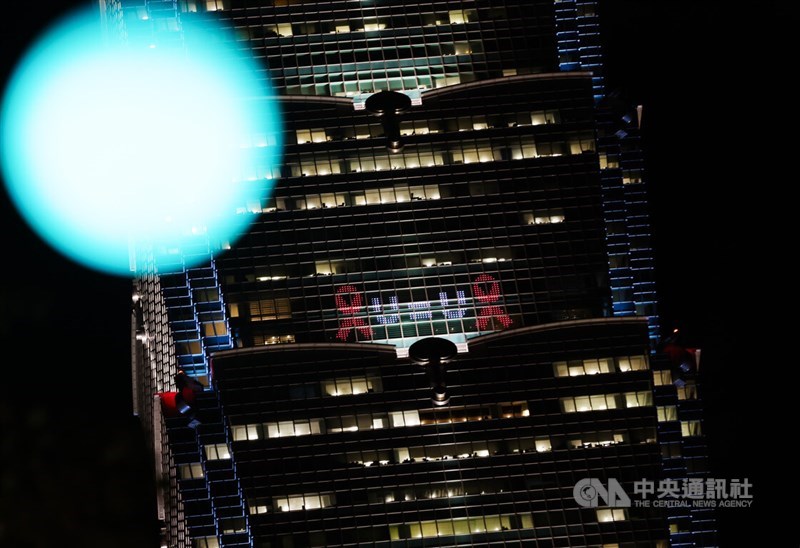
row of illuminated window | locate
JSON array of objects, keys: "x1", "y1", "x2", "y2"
[
  {"x1": 560, "y1": 391, "x2": 653, "y2": 413},
  {"x1": 279, "y1": 63, "x2": 479, "y2": 85},
  {"x1": 227, "y1": 249, "x2": 525, "y2": 283},
  {"x1": 278, "y1": 135, "x2": 596, "y2": 178},
  {"x1": 189, "y1": 427, "x2": 656, "y2": 482},
  {"x1": 322, "y1": 375, "x2": 382, "y2": 396},
  {"x1": 390, "y1": 513, "x2": 532, "y2": 540},
  {"x1": 234, "y1": 135, "x2": 594, "y2": 189},
  {"x1": 253, "y1": 190, "x2": 566, "y2": 229},
  {"x1": 275, "y1": 65, "x2": 538, "y2": 96},
  {"x1": 553, "y1": 354, "x2": 648, "y2": 377},
  {"x1": 274, "y1": 492, "x2": 335, "y2": 512},
  {"x1": 333, "y1": 428, "x2": 655, "y2": 467},
  {"x1": 250, "y1": 479, "x2": 537, "y2": 515},
  {"x1": 381, "y1": 479, "x2": 526, "y2": 504},
  {"x1": 278, "y1": 40, "x2": 483, "y2": 59},
  {"x1": 255, "y1": 513, "x2": 623, "y2": 544},
  {"x1": 245, "y1": 255, "x2": 563, "y2": 289},
  {"x1": 277, "y1": 63, "x2": 524, "y2": 90},
  {"x1": 293, "y1": 110, "x2": 561, "y2": 145},
  {"x1": 256, "y1": 184, "x2": 442, "y2": 213},
  {"x1": 268, "y1": 41, "x2": 486, "y2": 74},
  {"x1": 231, "y1": 9, "x2": 477, "y2": 40},
  {"x1": 237, "y1": 374, "x2": 383, "y2": 400},
  {"x1": 253, "y1": 333, "x2": 296, "y2": 346},
  {"x1": 231, "y1": 402, "x2": 529, "y2": 440},
  {"x1": 288, "y1": 72, "x2": 466, "y2": 96}
]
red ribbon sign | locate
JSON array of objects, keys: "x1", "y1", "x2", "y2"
[
  {"x1": 472, "y1": 274, "x2": 513, "y2": 330},
  {"x1": 335, "y1": 285, "x2": 373, "y2": 341}
]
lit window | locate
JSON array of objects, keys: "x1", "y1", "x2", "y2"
[
  {"x1": 276, "y1": 23, "x2": 292, "y2": 37},
  {"x1": 204, "y1": 443, "x2": 230, "y2": 461},
  {"x1": 569, "y1": 136, "x2": 595, "y2": 154},
  {"x1": 535, "y1": 437, "x2": 552, "y2": 452},
  {"x1": 617, "y1": 355, "x2": 648, "y2": 371},
  {"x1": 193, "y1": 536, "x2": 219, "y2": 548},
  {"x1": 179, "y1": 463, "x2": 204, "y2": 480},
  {"x1": 681, "y1": 420, "x2": 702, "y2": 437},
  {"x1": 203, "y1": 321, "x2": 227, "y2": 337},
  {"x1": 524, "y1": 209, "x2": 565, "y2": 225},
  {"x1": 264, "y1": 418, "x2": 324, "y2": 438},
  {"x1": 624, "y1": 390, "x2": 652, "y2": 408},
  {"x1": 572, "y1": 434, "x2": 628, "y2": 449},
  {"x1": 653, "y1": 370, "x2": 672, "y2": 386},
  {"x1": 622, "y1": 169, "x2": 644, "y2": 184},
  {"x1": 448, "y1": 10, "x2": 471, "y2": 24},
  {"x1": 232, "y1": 424, "x2": 259, "y2": 441},
  {"x1": 325, "y1": 415, "x2": 359, "y2": 433},
  {"x1": 657, "y1": 405, "x2": 678, "y2": 422},
  {"x1": 274, "y1": 493, "x2": 335, "y2": 512},
  {"x1": 314, "y1": 260, "x2": 336, "y2": 275},
  {"x1": 590, "y1": 394, "x2": 612, "y2": 410},
  {"x1": 389, "y1": 410, "x2": 421, "y2": 427},
  {"x1": 257, "y1": 334, "x2": 295, "y2": 346},
  {"x1": 389, "y1": 514, "x2": 530, "y2": 540},
  {"x1": 249, "y1": 296, "x2": 291, "y2": 320},
  {"x1": 321, "y1": 376, "x2": 379, "y2": 396},
  {"x1": 597, "y1": 508, "x2": 627, "y2": 522},
  {"x1": 562, "y1": 391, "x2": 652, "y2": 413}
]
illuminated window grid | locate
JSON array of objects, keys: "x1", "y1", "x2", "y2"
[
  {"x1": 216, "y1": 76, "x2": 600, "y2": 340},
  {"x1": 211, "y1": 320, "x2": 664, "y2": 545},
  {"x1": 187, "y1": 1, "x2": 557, "y2": 97}
]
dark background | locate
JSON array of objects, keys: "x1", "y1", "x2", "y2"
[{"x1": 0, "y1": 1, "x2": 788, "y2": 546}]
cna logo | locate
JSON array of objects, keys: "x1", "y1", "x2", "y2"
[{"x1": 573, "y1": 478, "x2": 631, "y2": 508}]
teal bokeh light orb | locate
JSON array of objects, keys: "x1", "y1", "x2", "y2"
[{"x1": 1, "y1": 8, "x2": 282, "y2": 276}]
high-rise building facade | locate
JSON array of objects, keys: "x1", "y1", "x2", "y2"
[{"x1": 122, "y1": 1, "x2": 714, "y2": 546}]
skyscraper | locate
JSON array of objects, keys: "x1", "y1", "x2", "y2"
[{"x1": 124, "y1": 1, "x2": 714, "y2": 546}]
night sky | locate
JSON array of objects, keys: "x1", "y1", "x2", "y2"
[{"x1": 0, "y1": 2, "x2": 788, "y2": 546}]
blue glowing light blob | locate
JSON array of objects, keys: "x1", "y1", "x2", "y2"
[{"x1": 1, "y1": 8, "x2": 282, "y2": 276}]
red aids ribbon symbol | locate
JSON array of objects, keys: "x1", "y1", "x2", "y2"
[
  {"x1": 472, "y1": 274, "x2": 513, "y2": 330},
  {"x1": 335, "y1": 285, "x2": 373, "y2": 341}
]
